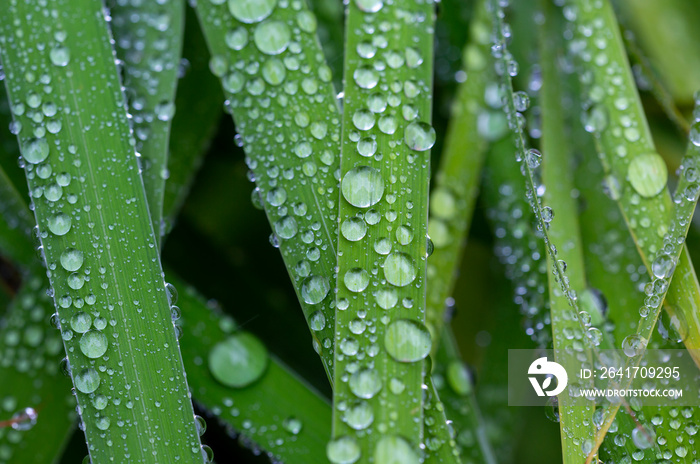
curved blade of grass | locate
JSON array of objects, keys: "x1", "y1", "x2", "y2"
[
  {"x1": 162, "y1": 6, "x2": 223, "y2": 236},
  {"x1": 193, "y1": 0, "x2": 341, "y2": 381},
  {"x1": 562, "y1": 0, "x2": 700, "y2": 365},
  {"x1": 331, "y1": 0, "x2": 436, "y2": 460},
  {"x1": 0, "y1": 0, "x2": 203, "y2": 461},
  {"x1": 171, "y1": 273, "x2": 333, "y2": 464},
  {"x1": 0, "y1": 276, "x2": 76, "y2": 464},
  {"x1": 426, "y1": 0, "x2": 490, "y2": 351},
  {"x1": 620, "y1": 25, "x2": 690, "y2": 136},
  {"x1": 434, "y1": 330, "x2": 497, "y2": 464},
  {"x1": 583, "y1": 106, "x2": 700, "y2": 462},
  {"x1": 0, "y1": 94, "x2": 27, "y2": 199},
  {"x1": 617, "y1": 0, "x2": 700, "y2": 106},
  {"x1": 0, "y1": 165, "x2": 35, "y2": 268},
  {"x1": 108, "y1": 0, "x2": 185, "y2": 244},
  {"x1": 539, "y1": 4, "x2": 597, "y2": 460}
]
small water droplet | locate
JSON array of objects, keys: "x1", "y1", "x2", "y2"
[{"x1": 208, "y1": 332, "x2": 268, "y2": 388}]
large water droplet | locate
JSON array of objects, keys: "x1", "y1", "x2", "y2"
[
  {"x1": 341, "y1": 217, "x2": 368, "y2": 241},
  {"x1": 631, "y1": 424, "x2": 656, "y2": 449},
  {"x1": 75, "y1": 368, "x2": 100, "y2": 393},
  {"x1": 404, "y1": 121, "x2": 435, "y2": 151},
  {"x1": 383, "y1": 253, "x2": 416, "y2": 287},
  {"x1": 208, "y1": 332, "x2": 268, "y2": 388},
  {"x1": 50, "y1": 47, "x2": 70, "y2": 67},
  {"x1": 24, "y1": 138, "x2": 50, "y2": 164},
  {"x1": 374, "y1": 436, "x2": 419, "y2": 464},
  {"x1": 343, "y1": 402, "x2": 374, "y2": 430},
  {"x1": 349, "y1": 368, "x2": 382, "y2": 398},
  {"x1": 353, "y1": 67, "x2": 379, "y2": 89},
  {"x1": 344, "y1": 268, "x2": 369, "y2": 292},
  {"x1": 341, "y1": 166, "x2": 385, "y2": 208},
  {"x1": 60, "y1": 248, "x2": 84, "y2": 272},
  {"x1": 627, "y1": 153, "x2": 667, "y2": 198},
  {"x1": 327, "y1": 436, "x2": 361, "y2": 464},
  {"x1": 228, "y1": 0, "x2": 276, "y2": 23},
  {"x1": 354, "y1": 0, "x2": 383, "y2": 13},
  {"x1": 651, "y1": 253, "x2": 675, "y2": 279},
  {"x1": 48, "y1": 213, "x2": 72, "y2": 236},
  {"x1": 79, "y1": 330, "x2": 108, "y2": 358},
  {"x1": 254, "y1": 21, "x2": 291, "y2": 55},
  {"x1": 70, "y1": 312, "x2": 92, "y2": 333},
  {"x1": 447, "y1": 361, "x2": 471, "y2": 396},
  {"x1": 622, "y1": 334, "x2": 646, "y2": 357},
  {"x1": 301, "y1": 275, "x2": 330, "y2": 304},
  {"x1": 384, "y1": 319, "x2": 431, "y2": 362}
]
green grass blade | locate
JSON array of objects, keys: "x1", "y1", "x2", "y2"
[
  {"x1": 539, "y1": 5, "x2": 596, "y2": 460},
  {"x1": 0, "y1": 165, "x2": 35, "y2": 268},
  {"x1": 331, "y1": 0, "x2": 436, "y2": 460},
  {"x1": 0, "y1": 277, "x2": 75, "y2": 464},
  {"x1": 162, "y1": 7, "x2": 223, "y2": 234},
  {"x1": 586, "y1": 103, "x2": 700, "y2": 462},
  {"x1": 563, "y1": 0, "x2": 700, "y2": 364},
  {"x1": 0, "y1": 94, "x2": 27, "y2": 199},
  {"x1": 108, "y1": 0, "x2": 185, "y2": 243},
  {"x1": 171, "y1": 273, "x2": 333, "y2": 464},
  {"x1": 434, "y1": 330, "x2": 497, "y2": 464},
  {"x1": 193, "y1": 0, "x2": 341, "y2": 381},
  {"x1": 0, "y1": 0, "x2": 203, "y2": 460},
  {"x1": 426, "y1": 0, "x2": 489, "y2": 350}
]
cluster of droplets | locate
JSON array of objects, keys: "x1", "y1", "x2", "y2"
[
  {"x1": 1, "y1": 8, "x2": 207, "y2": 459},
  {"x1": 204, "y1": 0, "x2": 342, "y2": 375},
  {"x1": 108, "y1": 0, "x2": 182, "y2": 236},
  {"x1": 0, "y1": 277, "x2": 76, "y2": 462},
  {"x1": 328, "y1": 0, "x2": 437, "y2": 462}
]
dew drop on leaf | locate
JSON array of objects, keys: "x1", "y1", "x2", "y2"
[
  {"x1": 384, "y1": 319, "x2": 431, "y2": 363},
  {"x1": 228, "y1": 0, "x2": 276, "y2": 23},
  {"x1": 208, "y1": 332, "x2": 268, "y2": 388}
]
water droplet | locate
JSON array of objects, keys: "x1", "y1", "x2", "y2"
[
  {"x1": 309, "y1": 311, "x2": 326, "y2": 331},
  {"x1": 353, "y1": 67, "x2": 379, "y2": 89},
  {"x1": 384, "y1": 319, "x2": 431, "y2": 363},
  {"x1": 225, "y1": 27, "x2": 249, "y2": 50},
  {"x1": 404, "y1": 121, "x2": 436, "y2": 151},
  {"x1": 395, "y1": 225, "x2": 413, "y2": 245},
  {"x1": 50, "y1": 46, "x2": 70, "y2": 66},
  {"x1": 341, "y1": 166, "x2": 385, "y2": 208},
  {"x1": 74, "y1": 368, "x2": 100, "y2": 393},
  {"x1": 340, "y1": 337, "x2": 359, "y2": 355},
  {"x1": 447, "y1": 361, "x2": 471, "y2": 396},
  {"x1": 274, "y1": 216, "x2": 298, "y2": 239},
  {"x1": 208, "y1": 332, "x2": 268, "y2": 388},
  {"x1": 283, "y1": 416, "x2": 302, "y2": 435},
  {"x1": 254, "y1": 21, "x2": 291, "y2": 55},
  {"x1": 627, "y1": 153, "x2": 667, "y2": 198},
  {"x1": 631, "y1": 424, "x2": 656, "y2": 449},
  {"x1": 343, "y1": 402, "x2": 373, "y2": 430},
  {"x1": 60, "y1": 248, "x2": 84, "y2": 272},
  {"x1": 79, "y1": 330, "x2": 108, "y2": 358},
  {"x1": 374, "y1": 436, "x2": 419, "y2": 464},
  {"x1": 228, "y1": 0, "x2": 276, "y2": 23},
  {"x1": 651, "y1": 253, "x2": 675, "y2": 279},
  {"x1": 622, "y1": 334, "x2": 646, "y2": 357},
  {"x1": 690, "y1": 121, "x2": 700, "y2": 147},
  {"x1": 70, "y1": 312, "x2": 92, "y2": 334},
  {"x1": 48, "y1": 213, "x2": 72, "y2": 236},
  {"x1": 513, "y1": 91, "x2": 530, "y2": 111},
  {"x1": 262, "y1": 58, "x2": 286, "y2": 85},
  {"x1": 383, "y1": 253, "x2": 416, "y2": 287},
  {"x1": 375, "y1": 287, "x2": 397, "y2": 309},
  {"x1": 195, "y1": 415, "x2": 207, "y2": 436},
  {"x1": 23, "y1": 138, "x2": 49, "y2": 164},
  {"x1": 327, "y1": 436, "x2": 361, "y2": 464},
  {"x1": 352, "y1": 109, "x2": 376, "y2": 131},
  {"x1": 344, "y1": 268, "x2": 369, "y2": 292},
  {"x1": 10, "y1": 407, "x2": 38, "y2": 431},
  {"x1": 341, "y1": 217, "x2": 368, "y2": 241},
  {"x1": 301, "y1": 275, "x2": 330, "y2": 304},
  {"x1": 349, "y1": 368, "x2": 382, "y2": 398},
  {"x1": 354, "y1": 0, "x2": 383, "y2": 13}
]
